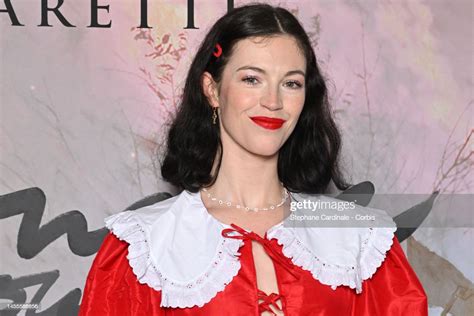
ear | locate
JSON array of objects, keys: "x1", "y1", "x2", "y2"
[{"x1": 201, "y1": 71, "x2": 220, "y2": 108}]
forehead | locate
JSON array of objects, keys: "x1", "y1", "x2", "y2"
[{"x1": 227, "y1": 35, "x2": 306, "y2": 72}]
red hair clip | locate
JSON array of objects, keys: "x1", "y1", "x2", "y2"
[{"x1": 213, "y1": 43, "x2": 222, "y2": 58}]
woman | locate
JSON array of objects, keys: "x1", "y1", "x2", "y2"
[{"x1": 79, "y1": 3, "x2": 428, "y2": 315}]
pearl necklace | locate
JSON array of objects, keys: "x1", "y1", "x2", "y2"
[{"x1": 201, "y1": 186, "x2": 289, "y2": 212}]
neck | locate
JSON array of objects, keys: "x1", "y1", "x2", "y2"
[{"x1": 206, "y1": 143, "x2": 285, "y2": 208}]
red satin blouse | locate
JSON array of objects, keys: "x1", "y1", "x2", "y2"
[{"x1": 79, "y1": 223, "x2": 428, "y2": 316}]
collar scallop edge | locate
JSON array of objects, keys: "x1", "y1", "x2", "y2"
[
  {"x1": 104, "y1": 210, "x2": 245, "y2": 308},
  {"x1": 266, "y1": 224, "x2": 397, "y2": 293}
]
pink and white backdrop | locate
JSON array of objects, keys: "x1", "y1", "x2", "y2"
[{"x1": 0, "y1": 0, "x2": 472, "y2": 315}]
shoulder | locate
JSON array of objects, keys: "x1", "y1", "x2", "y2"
[
  {"x1": 101, "y1": 193, "x2": 182, "y2": 295},
  {"x1": 80, "y1": 231, "x2": 169, "y2": 315},
  {"x1": 104, "y1": 192, "x2": 180, "y2": 231},
  {"x1": 102, "y1": 190, "x2": 242, "y2": 308},
  {"x1": 267, "y1": 192, "x2": 397, "y2": 294}
]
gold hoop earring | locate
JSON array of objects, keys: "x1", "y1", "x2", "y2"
[{"x1": 212, "y1": 107, "x2": 218, "y2": 125}]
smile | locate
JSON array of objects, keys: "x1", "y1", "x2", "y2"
[{"x1": 250, "y1": 116, "x2": 286, "y2": 130}]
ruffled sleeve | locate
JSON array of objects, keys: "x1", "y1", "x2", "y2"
[
  {"x1": 353, "y1": 236, "x2": 428, "y2": 315},
  {"x1": 78, "y1": 232, "x2": 166, "y2": 316}
]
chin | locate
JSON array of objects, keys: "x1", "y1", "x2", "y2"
[
  {"x1": 237, "y1": 132, "x2": 286, "y2": 157},
  {"x1": 246, "y1": 143, "x2": 281, "y2": 157}
]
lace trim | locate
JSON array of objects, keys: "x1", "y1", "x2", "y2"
[
  {"x1": 359, "y1": 226, "x2": 397, "y2": 282},
  {"x1": 267, "y1": 225, "x2": 396, "y2": 294},
  {"x1": 104, "y1": 211, "x2": 244, "y2": 308}
]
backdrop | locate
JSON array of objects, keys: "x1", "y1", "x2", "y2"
[{"x1": 1, "y1": 0, "x2": 472, "y2": 315}]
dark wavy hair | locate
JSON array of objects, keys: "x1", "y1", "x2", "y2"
[{"x1": 160, "y1": 2, "x2": 351, "y2": 194}]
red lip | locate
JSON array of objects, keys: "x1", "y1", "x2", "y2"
[{"x1": 250, "y1": 116, "x2": 286, "y2": 130}]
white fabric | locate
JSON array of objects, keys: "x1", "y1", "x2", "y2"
[
  {"x1": 266, "y1": 194, "x2": 397, "y2": 293},
  {"x1": 104, "y1": 189, "x2": 396, "y2": 308}
]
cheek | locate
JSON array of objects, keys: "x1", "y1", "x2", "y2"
[
  {"x1": 288, "y1": 97, "x2": 305, "y2": 117},
  {"x1": 222, "y1": 90, "x2": 256, "y2": 117},
  {"x1": 227, "y1": 83, "x2": 257, "y2": 103}
]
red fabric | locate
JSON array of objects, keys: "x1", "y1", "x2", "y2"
[
  {"x1": 79, "y1": 228, "x2": 428, "y2": 316},
  {"x1": 257, "y1": 289, "x2": 283, "y2": 315}
]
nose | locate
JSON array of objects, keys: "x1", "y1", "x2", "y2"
[{"x1": 260, "y1": 86, "x2": 283, "y2": 111}]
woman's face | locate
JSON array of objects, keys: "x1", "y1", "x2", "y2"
[{"x1": 203, "y1": 35, "x2": 306, "y2": 157}]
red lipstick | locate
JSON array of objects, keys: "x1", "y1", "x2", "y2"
[{"x1": 250, "y1": 116, "x2": 286, "y2": 130}]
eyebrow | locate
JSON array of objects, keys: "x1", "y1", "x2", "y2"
[{"x1": 236, "y1": 65, "x2": 306, "y2": 77}]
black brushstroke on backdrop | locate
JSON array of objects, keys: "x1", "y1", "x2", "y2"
[
  {"x1": 336, "y1": 181, "x2": 439, "y2": 241},
  {"x1": 0, "y1": 187, "x2": 171, "y2": 315},
  {"x1": 0, "y1": 187, "x2": 107, "y2": 258},
  {"x1": 0, "y1": 187, "x2": 172, "y2": 258},
  {"x1": 0, "y1": 271, "x2": 80, "y2": 316}
]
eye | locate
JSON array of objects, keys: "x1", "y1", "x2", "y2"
[
  {"x1": 242, "y1": 76, "x2": 259, "y2": 85},
  {"x1": 286, "y1": 80, "x2": 303, "y2": 89}
]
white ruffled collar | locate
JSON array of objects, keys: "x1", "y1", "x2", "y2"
[{"x1": 104, "y1": 189, "x2": 396, "y2": 308}]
